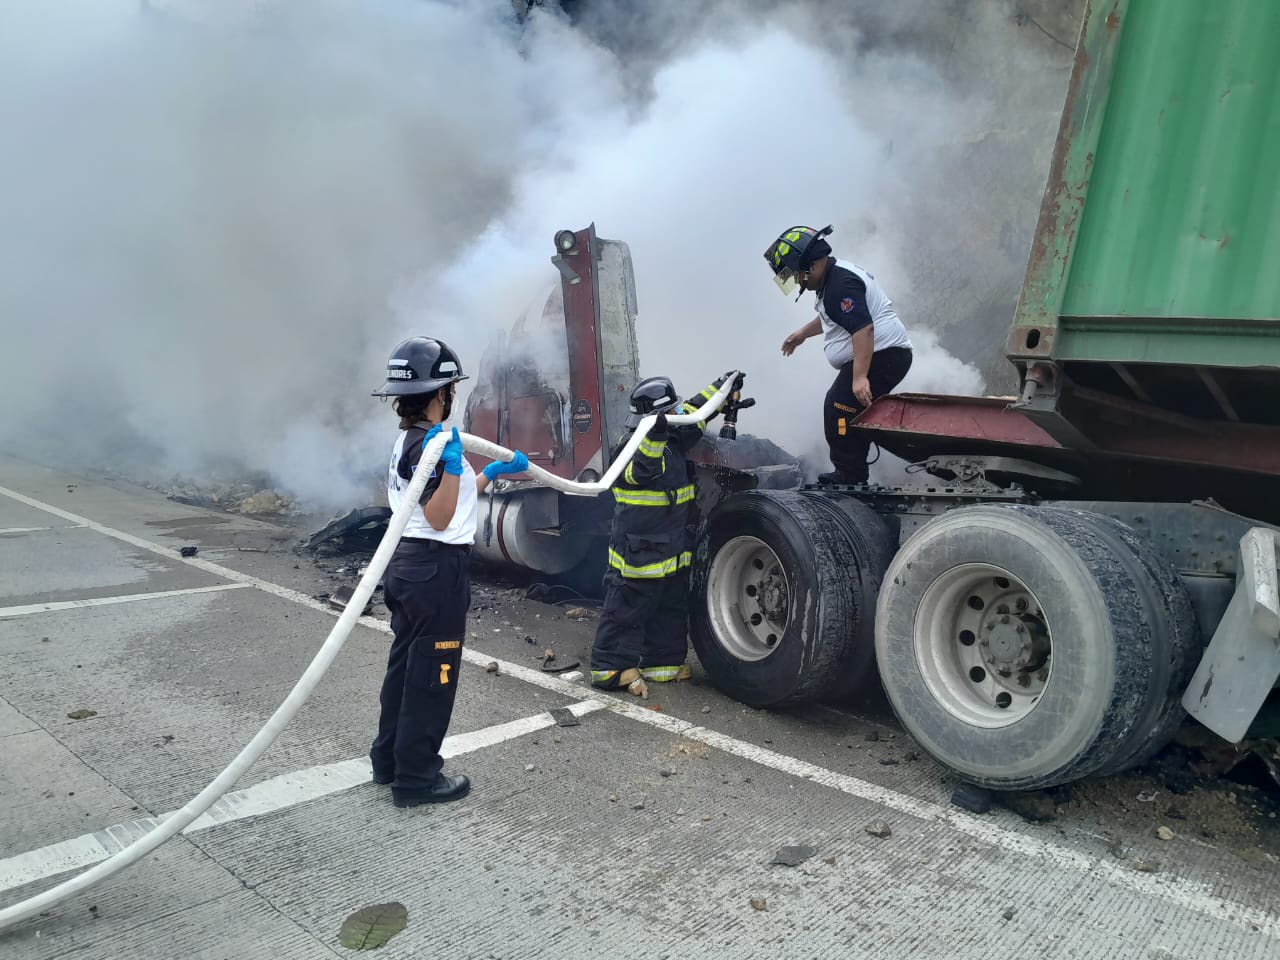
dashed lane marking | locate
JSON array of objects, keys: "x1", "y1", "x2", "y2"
[{"x1": 0, "y1": 583, "x2": 251, "y2": 619}]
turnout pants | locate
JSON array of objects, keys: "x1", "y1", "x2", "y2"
[
  {"x1": 824, "y1": 346, "x2": 913, "y2": 482},
  {"x1": 371, "y1": 539, "x2": 469, "y2": 790},
  {"x1": 591, "y1": 571, "x2": 690, "y2": 680}
]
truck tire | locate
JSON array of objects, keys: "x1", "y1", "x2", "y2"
[
  {"x1": 874, "y1": 504, "x2": 1181, "y2": 790},
  {"x1": 1085, "y1": 515, "x2": 1200, "y2": 776},
  {"x1": 690, "y1": 491, "x2": 892, "y2": 708},
  {"x1": 802, "y1": 493, "x2": 899, "y2": 703}
]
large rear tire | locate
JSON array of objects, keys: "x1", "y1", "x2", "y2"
[
  {"x1": 875, "y1": 504, "x2": 1194, "y2": 790},
  {"x1": 690, "y1": 491, "x2": 892, "y2": 708}
]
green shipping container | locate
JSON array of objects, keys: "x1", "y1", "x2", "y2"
[{"x1": 1008, "y1": 0, "x2": 1280, "y2": 397}]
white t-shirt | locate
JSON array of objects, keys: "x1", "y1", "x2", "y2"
[
  {"x1": 387, "y1": 425, "x2": 477, "y2": 544},
  {"x1": 816, "y1": 258, "x2": 912, "y2": 369}
]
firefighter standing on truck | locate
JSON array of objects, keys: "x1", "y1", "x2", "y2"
[
  {"x1": 370, "y1": 336, "x2": 529, "y2": 808},
  {"x1": 590, "y1": 373, "x2": 732, "y2": 699},
  {"x1": 765, "y1": 224, "x2": 913, "y2": 485}
]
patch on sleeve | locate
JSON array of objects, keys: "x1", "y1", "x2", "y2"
[{"x1": 840, "y1": 297, "x2": 855, "y2": 313}]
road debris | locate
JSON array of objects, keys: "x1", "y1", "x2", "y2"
[
  {"x1": 304, "y1": 507, "x2": 391, "y2": 553},
  {"x1": 1156, "y1": 825, "x2": 1175, "y2": 841},
  {"x1": 179, "y1": 545, "x2": 198, "y2": 557},
  {"x1": 238, "y1": 489, "x2": 289, "y2": 515},
  {"x1": 524, "y1": 764, "x2": 536, "y2": 772},
  {"x1": 951, "y1": 783, "x2": 994, "y2": 814},
  {"x1": 486, "y1": 661, "x2": 499, "y2": 674},
  {"x1": 1001, "y1": 790, "x2": 1057, "y2": 822},
  {"x1": 1132, "y1": 859, "x2": 1160, "y2": 873},
  {"x1": 327, "y1": 585, "x2": 372, "y2": 616},
  {"x1": 631, "y1": 797, "x2": 646, "y2": 811},
  {"x1": 563, "y1": 607, "x2": 594, "y2": 620},
  {"x1": 549, "y1": 707, "x2": 580, "y2": 727},
  {"x1": 66, "y1": 709, "x2": 96, "y2": 721},
  {"x1": 700, "y1": 705, "x2": 712, "y2": 714},
  {"x1": 1002, "y1": 907, "x2": 1016, "y2": 922},
  {"x1": 865, "y1": 821, "x2": 893, "y2": 839},
  {"x1": 541, "y1": 649, "x2": 581, "y2": 674},
  {"x1": 749, "y1": 897, "x2": 768, "y2": 911},
  {"x1": 770, "y1": 845, "x2": 817, "y2": 867}
]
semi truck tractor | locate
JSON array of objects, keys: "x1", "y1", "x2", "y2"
[
  {"x1": 690, "y1": 0, "x2": 1280, "y2": 790},
  {"x1": 465, "y1": 0, "x2": 1278, "y2": 791}
]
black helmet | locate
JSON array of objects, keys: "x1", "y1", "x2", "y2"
[
  {"x1": 763, "y1": 224, "x2": 833, "y2": 297},
  {"x1": 624, "y1": 376, "x2": 681, "y2": 428},
  {"x1": 372, "y1": 337, "x2": 469, "y2": 397}
]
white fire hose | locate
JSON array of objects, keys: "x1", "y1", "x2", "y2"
[{"x1": 0, "y1": 374, "x2": 742, "y2": 931}]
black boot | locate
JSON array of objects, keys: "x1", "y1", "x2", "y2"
[{"x1": 392, "y1": 773, "x2": 471, "y2": 807}]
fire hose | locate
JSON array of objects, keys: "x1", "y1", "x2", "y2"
[{"x1": 0, "y1": 372, "x2": 745, "y2": 931}]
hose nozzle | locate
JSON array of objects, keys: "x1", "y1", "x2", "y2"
[{"x1": 718, "y1": 373, "x2": 754, "y2": 440}]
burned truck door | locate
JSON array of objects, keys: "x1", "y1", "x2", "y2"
[{"x1": 462, "y1": 224, "x2": 640, "y2": 577}]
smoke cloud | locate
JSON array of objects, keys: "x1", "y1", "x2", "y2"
[{"x1": 0, "y1": 0, "x2": 1079, "y2": 504}]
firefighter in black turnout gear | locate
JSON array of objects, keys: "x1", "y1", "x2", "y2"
[
  {"x1": 370, "y1": 336, "x2": 529, "y2": 808},
  {"x1": 766, "y1": 225, "x2": 914, "y2": 485},
  {"x1": 591, "y1": 373, "x2": 732, "y2": 699}
]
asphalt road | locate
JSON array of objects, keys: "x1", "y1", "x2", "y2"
[{"x1": 1, "y1": 452, "x2": 1278, "y2": 959}]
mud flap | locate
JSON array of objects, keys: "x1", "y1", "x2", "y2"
[{"x1": 1182, "y1": 527, "x2": 1280, "y2": 742}]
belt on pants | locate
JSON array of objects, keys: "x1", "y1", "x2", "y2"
[{"x1": 398, "y1": 537, "x2": 471, "y2": 553}]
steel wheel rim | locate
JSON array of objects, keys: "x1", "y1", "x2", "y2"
[
  {"x1": 914, "y1": 563, "x2": 1053, "y2": 729},
  {"x1": 706, "y1": 535, "x2": 790, "y2": 662}
]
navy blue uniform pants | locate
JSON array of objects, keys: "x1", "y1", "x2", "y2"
[
  {"x1": 824, "y1": 346, "x2": 913, "y2": 482},
  {"x1": 371, "y1": 539, "x2": 469, "y2": 790},
  {"x1": 591, "y1": 570, "x2": 690, "y2": 676}
]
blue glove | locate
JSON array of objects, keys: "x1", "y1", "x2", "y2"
[
  {"x1": 419, "y1": 423, "x2": 443, "y2": 453},
  {"x1": 440, "y1": 426, "x2": 465, "y2": 476},
  {"x1": 483, "y1": 450, "x2": 529, "y2": 481}
]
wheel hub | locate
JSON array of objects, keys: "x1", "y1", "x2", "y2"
[
  {"x1": 914, "y1": 564, "x2": 1054, "y2": 729},
  {"x1": 705, "y1": 535, "x2": 791, "y2": 662},
  {"x1": 981, "y1": 615, "x2": 1049, "y2": 672},
  {"x1": 757, "y1": 572, "x2": 788, "y2": 627}
]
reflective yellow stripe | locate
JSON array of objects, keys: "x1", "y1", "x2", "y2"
[
  {"x1": 607, "y1": 548, "x2": 694, "y2": 579},
  {"x1": 613, "y1": 489, "x2": 670, "y2": 506},
  {"x1": 638, "y1": 438, "x2": 666, "y2": 458},
  {"x1": 591, "y1": 670, "x2": 619, "y2": 686},
  {"x1": 625, "y1": 462, "x2": 636, "y2": 484},
  {"x1": 641, "y1": 669, "x2": 679, "y2": 682},
  {"x1": 611, "y1": 484, "x2": 695, "y2": 507}
]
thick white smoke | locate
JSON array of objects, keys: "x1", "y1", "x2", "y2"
[{"x1": 0, "y1": 0, "x2": 1075, "y2": 504}]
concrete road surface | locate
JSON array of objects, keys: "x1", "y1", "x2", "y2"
[{"x1": 1, "y1": 453, "x2": 1277, "y2": 959}]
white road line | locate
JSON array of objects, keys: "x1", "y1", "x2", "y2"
[
  {"x1": 0, "y1": 700, "x2": 604, "y2": 895},
  {"x1": 0, "y1": 525, "x2": 83, "y2": 535},
  {"x1": 0, "y1": 583, "x2": 251, "y2": 619},
  {"x1": 2, "y1": 482, "x2": 1278, "y2": 939}
]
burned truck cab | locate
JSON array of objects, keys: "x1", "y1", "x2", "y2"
[{"x1": 462, "y1": 224, "x2": 798, "y2": 582}]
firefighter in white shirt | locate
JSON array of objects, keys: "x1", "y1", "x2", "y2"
[
  {"x1": 370, "y1": 336, "x2": 528, "y2": 808},
  {"x1": 765, "y1": 225, "x2": 913, "y2": 485}
]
